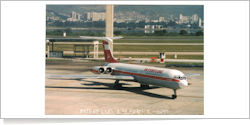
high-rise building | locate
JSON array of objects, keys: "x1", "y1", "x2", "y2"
[
  {"x1": 72, "y1": 11, "x2": 77, "y2": 20},
  {"x1": 87, "y1": 12, "x2": 91, "y2": 20},
  {"x1": 87, "y1": 12, "x2": 105, "y2": 21},
  {"x1": 67, "y1": 11, "x2": 81, "y2": 21},
  {"x1": 77, "y1": 14, "x2": 81, "y2": 21},
  {"x1": 191, "y1": 14, "x2": 199, "y2": 23},
  {"x1": 159, "y1": 17, "x2": 165, "y2": 22},
  {"x1": 198, "y1": 18, "x2": 202, "y2": 27},
  {"x1": 179, "y1": 14, "x2": 189, "y2": 24},
  {"x1": 169, "y1": 15, "x2": 174, "y2": 21},
  {"x1": 145, "y1": 18, "x2": 150, "y2": 23},
  {"x1": 179, "y1": 14, "x2": 183, "y2": 21}
]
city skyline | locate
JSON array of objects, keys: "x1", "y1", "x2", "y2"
[
  {"x1": 46, "y1": 5, "x2": 203, "y2": 35},
  {"x1": 47, "y1": 5, "x2": 203, "y2": 24}
]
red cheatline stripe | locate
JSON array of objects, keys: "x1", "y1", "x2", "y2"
[
  {"x1": 114, "y1": 70, "x2": 180, "y2": 82},
  {"x1": 91, "y1": 69, "x2": 99, "y2": 73}
]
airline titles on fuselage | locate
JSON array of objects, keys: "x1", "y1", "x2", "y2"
[{"x1": 144, "y1": 68, "x2": 163, "y2": 74}]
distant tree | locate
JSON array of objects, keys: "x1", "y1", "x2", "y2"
[
  {"x1": 65, "y1": 28, "x2": 72, "y2": 35},
  {"x1": 114, "y1": 30, "x2": 122, "y2": 36},
  {"x1": 85, "y1": 31, "x2": 95, "y2": 36},
  {"x1": 162, "y1": 29, "x2": 167, "y2": 34},
  {"x1": 195, "y1": 30, "x2": 203, "y2": 36},
  {"x1": 154, "y1": 30, "x2": 168, "y2": 36},
  {"x1": 167, "y1": 21, "x2": 177, "y2": 26},
  {"x1": 179, "y1": 30, "x2": 188, "y2": 35},
  {"x1": 46, "y1": 29, "x2": 63, "y2": 36},
  {"x1": 167, "y1": 32, "x2": 179, "y2": 36}
]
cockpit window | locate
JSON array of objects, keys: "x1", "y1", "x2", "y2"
[{"x1": 174, "y1": 76, "x2": 187, "y2": 80}]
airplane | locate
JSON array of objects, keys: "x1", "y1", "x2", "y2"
[{"x1": 48, "y1": 36, "x2": 197, "y2": 99}]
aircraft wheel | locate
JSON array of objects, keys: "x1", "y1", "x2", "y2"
[
  {"x1": 171, "y1": 89, "x2": 177, "y2": 99},
  {"x1": 113, "y1": 84, "x2": 122, "y2": 89},
  {"x1": 171, "y1": 94, "x2": 177, "y2": 99},
  {"x1": 114, "y1": 80, "x2": 122, "y2": 89},
  {"x1": 140, "y1": 84, "x2": 149, "y2": 89}
]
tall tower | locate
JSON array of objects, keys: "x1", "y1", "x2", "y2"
[{"x1": 105, "y1": 5, "x2": 114, "y2": 52}]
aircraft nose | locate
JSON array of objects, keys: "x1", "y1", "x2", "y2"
[{"x1": 179, "y1": 80, "x2": 188, "y2": 88}]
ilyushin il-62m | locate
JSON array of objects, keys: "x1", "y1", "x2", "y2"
[{"x1": 49, "y1": 36, "x2": 198, "y2": 99}]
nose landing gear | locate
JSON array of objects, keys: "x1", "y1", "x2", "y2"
[{"x1": 172, "y1": 89, "x2": 177, "y2": 99}]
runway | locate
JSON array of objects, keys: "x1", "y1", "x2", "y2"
[{"x1": 45, "y1": 60, "x2": 204, "y2": 115}]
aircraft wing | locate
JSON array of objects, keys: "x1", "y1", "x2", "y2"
[{"x1": 47, "y1": 74, "x2": 134, "y2": 81}]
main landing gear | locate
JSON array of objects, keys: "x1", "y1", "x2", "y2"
[
  {"x1": 140, "y1": 84, "x2": 150, "y2": 89},
  {"x1": 172, "y1": 89, "x2": 177, "y2": 99},
  {"x1": 113, "y1": 80, "x2": 122, "y2": 89}
]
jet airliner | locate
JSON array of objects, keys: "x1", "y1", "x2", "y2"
[{"x1": 49, "y1": 36, "x2": 196, "y2": 99}]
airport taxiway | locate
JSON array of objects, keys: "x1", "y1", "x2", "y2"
[{"x1": 45, "y1": 60, "x2": 204, "y2": 115}]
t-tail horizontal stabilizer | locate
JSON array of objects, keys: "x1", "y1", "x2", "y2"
[{"x1": 79, "y1": 36, "x2": 123, "y2": 63}]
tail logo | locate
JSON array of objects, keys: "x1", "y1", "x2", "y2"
[
  {"x1": 107, "y1": 54, "x2": 110, "y2": 59},
  {"x1": 102, "y1": 40, "x2": 117, "y2": 63}
]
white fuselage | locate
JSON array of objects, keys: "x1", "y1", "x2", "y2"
[{"x1": 92, "y1": 63, "x2": 188, "y2": 90}]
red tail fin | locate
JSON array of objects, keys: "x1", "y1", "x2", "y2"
[
  {"x1": 78, "y1": 36, "x2": 122, "y2": 63},
  {"x1": 102, "y1": 40, "x2": 117, "y2": 63}
]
